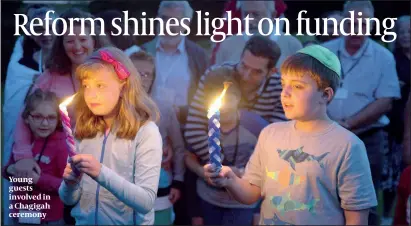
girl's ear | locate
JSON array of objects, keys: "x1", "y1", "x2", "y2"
[{"x1": 24, "y1": 117, "x2": 30, "y2": 125}]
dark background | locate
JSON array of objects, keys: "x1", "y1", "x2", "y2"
[{"x1": 2, "y1": 0, "x2": 410, "y2": 84}]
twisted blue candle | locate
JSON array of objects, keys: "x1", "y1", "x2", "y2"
[{"x1": 208, "y1": 110, "x2": 222, "y2": 171}]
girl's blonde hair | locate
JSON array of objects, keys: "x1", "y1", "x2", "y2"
[{"x1": 74, "y1": 47, "x2": 159, "y2": 140}]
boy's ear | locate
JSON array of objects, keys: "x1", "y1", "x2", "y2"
[
  {"x1": 24, "y1": 118, "x2": 29, "y2": 124},
  {"x1": 323, "y1": 87, "x2": 334, "y2": 104}
]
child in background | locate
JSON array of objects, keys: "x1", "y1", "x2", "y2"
[
  {"x1": 204, "y1": 45, "x2": 378, "y2": 225},
  {"x1": 58, "y1": 47, "x2": 163, "y2": 225},
  {"x1": 185, "y1": 67, "x2": 260, "y2": 225},
  {"x1": 129, "y1": 50, "x2": 185, "y2": 225},
  {"x1": 3, "y1": 89, "x2": 68, "y2": 225}
]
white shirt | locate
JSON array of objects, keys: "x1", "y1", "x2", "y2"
[
  {"x1": 323, "y1": 37, "x2": 401, "y2": 133},
  {"x1": 152, "y1": 38, "x2": 191, "y2": 107}
]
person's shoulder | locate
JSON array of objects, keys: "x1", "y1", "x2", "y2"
[
  {"x1": 138, "y1": 121, "x2": 160, "y2": 135},
  {"x1": 280, "y1": 34, "x2": 302, "y2": 47},
  {"x1": 204, "y1": 62, "x2": 236, "y2": 77},
  {"x1": 369, "y1": 39, "x2": 395, "y2": 61},
  {"x1": 219, "y1": 35, "x2": 246, "y2": 49},
  {"x1": 141, "y1": 38, "x2": 156, "y2": 54},
  {"x1": 185, "y1": 39, "x2": 207, "y2": 53},
  {"x1": 330, "y1": 123, "x2": 365, "y2": 149},
  {"x1": 262, "y1": 121, "x2": 294, "y2": 136},
  {"x1": 321, "y1": 37, "x2": 342, "y2": 51}
]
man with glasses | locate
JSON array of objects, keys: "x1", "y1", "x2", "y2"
[{"x1": 142, "y1": 1, "x2": 208, "y2": 113}]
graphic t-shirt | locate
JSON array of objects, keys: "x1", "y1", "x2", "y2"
[{"x1": 243, "y1": 121, "x2": 378, "y2": 225}]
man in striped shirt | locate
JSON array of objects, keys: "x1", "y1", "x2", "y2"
[{"x1": 184, "y1": 35, "x2": 286, "y2": 164}]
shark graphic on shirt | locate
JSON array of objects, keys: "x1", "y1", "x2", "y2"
[
  {"x1": 277, "y1": 146, "x2": 329, "y2": 171},
  {"x1": 265, "y1": 167, "x2": 306, "y2": 188},
  {"x1": 271, "y1": 192, "x2": 319, "y2": 216},
  {"x1": 263, "y1": 213, "x2": 293, "y2": 225}
]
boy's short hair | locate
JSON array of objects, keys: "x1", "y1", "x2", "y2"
[
  {"x1": 203, "y1": 67, "x2": 241, "y2": 108},
  {"x1": 281, "y1": 53, "x2": 341, "y2": 93},
  {"x1": 242, "y1": 35, "x2": 282, "y2": 70}
]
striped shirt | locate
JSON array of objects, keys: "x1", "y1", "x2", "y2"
[{"x1": 184, "y1": 62, "x2": 286, "y2": 163}]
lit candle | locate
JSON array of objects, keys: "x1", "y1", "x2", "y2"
[
  {"x1": 207, "y1": 82, "x2": 231, "y2": 172},
  {"x1": 59, "y1": 94, "x2": 79, "y2": 175}
]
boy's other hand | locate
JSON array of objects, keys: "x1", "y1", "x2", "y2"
[
  {"x1": 63, "y1": 163, "x2": 83, "y2": 186},
  {"x1": 14, "y1": 158, "x2": 40, "y2": 178},
  {"x1": 168, "y1": 188, "x2": 181, "y2": 204}
]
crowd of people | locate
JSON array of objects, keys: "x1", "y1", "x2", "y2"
[{"x1": 2, "y1": 0, "x2": 410, "y2": 225}]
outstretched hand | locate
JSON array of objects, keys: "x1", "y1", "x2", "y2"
[{"x1": 203, "y1": 164, "x2": 236, "y2": 188}]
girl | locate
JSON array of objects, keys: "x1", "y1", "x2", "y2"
[
  {"x1": 3, "y1": 89, "x2": 68, "y2": 225},
  {"x1": 129, "y1": 50, "x2": 185, "y2": 225},
  {"x1": 59, "y1": 47, "x2": 163, "y2": 225},
  {"x1": 12, "y1": 8, "x2": 110, "y2": 178}
]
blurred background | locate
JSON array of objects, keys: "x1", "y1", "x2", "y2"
[{"x1": 2, "y1": 0, "x2": 410, "y2": 84}]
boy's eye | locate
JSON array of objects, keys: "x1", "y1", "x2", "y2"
[
  {"x1": 97, "y1": 84, "x2": 105, "y2": 88},
  {"x1": 293, "y1": 84, "x2": 304, "y2": 89},
  {"x1": 82, "y1": 84, "x2": 89, "y2": 89}
]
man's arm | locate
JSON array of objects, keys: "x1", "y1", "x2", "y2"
[
  {"x1": 346, "y1": 53, "x2": 400, "y2": 130},
  {"x1": 344, "y1": 209, "x2": 369, "y2": 225},
  {"x1": 184, "y1": 151, "x2": 205, "y2": 179},
  {"x1": 345, "y1": 98, "x2": 392, "y2": 130}
]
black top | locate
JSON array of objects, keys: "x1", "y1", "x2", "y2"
[{"x1": 18, "y1": 54, "x2": 39, "y2": 72}]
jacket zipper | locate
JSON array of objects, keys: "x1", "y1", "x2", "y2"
[{"x1": 94, "y1": 133, "x2": 109, "y2": 225}]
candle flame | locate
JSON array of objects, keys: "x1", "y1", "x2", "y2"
[
  {"x1": 59, "y1": 94, "x2": 77, "y2": 114},
  {"x1": 207, "y1": 82, "x2": 232, "y2": 118}
]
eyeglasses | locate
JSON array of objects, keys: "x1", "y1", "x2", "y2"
[
  {"x1": 29, "y1": 114, "x2": 58, "y2": 124},
  {"x1": 139, "y1": 71, "x2": 154, "y2": 79}
]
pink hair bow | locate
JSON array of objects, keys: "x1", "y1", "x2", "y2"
[{"x1": 97, "y1": 50, "x2": 130, "y2": 80}]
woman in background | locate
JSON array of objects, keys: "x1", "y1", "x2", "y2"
[{"x1": 382, "y1": 15, "x2": 410, "y2": 222}]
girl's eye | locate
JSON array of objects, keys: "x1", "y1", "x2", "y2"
[
  {"x1": 82, "y1": 84, "x2": 89, "y2": 89},
  {"x1": 80, "y1": 38, "x2": 87, "y2": 42},
  {"x1": 97, "y1": 84, "x2": 105, "y2": 88}
]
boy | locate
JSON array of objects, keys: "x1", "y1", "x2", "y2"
[
  {"x1": 204, "y1": 45, "x2": 378, "y2": 225},
  {"x1": 185, "y1": 68, "x2": 260, "y2": 225},
  {"x1": 129, "y1": 50, "x2": 185, "y2": 225}
]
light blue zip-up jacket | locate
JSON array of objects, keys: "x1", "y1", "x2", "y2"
[{"x1": 59, "y1": 121, "x2": 162, "y2": 225}]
